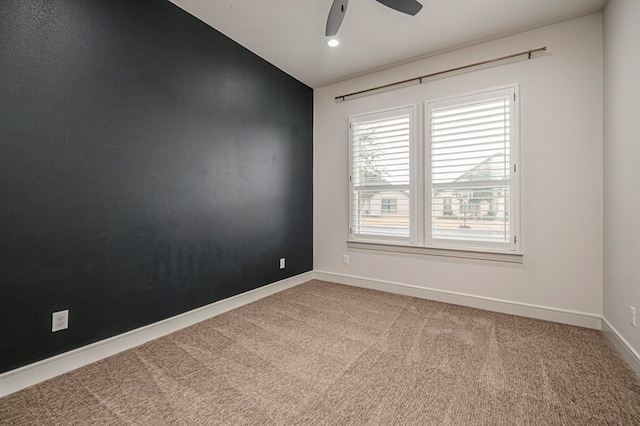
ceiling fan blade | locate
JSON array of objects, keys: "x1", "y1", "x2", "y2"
[
  {"x1": 375, "y1": 0, "x2": 423, "y2": 16},
  {"x1": 325, "y1": 0, "x2": 349, "y2": 37}
]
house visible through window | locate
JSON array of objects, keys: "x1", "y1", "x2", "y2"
[{"x1": 349, "y1": 86, "x2": 519, "y2": 254}]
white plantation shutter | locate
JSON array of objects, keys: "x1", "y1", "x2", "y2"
[
  {"x1": 426, "y1": 87, "x2": 518, "y2": 251},
  {"x1": 350, "y1": 106, "x2": 414, "y2": 241},
  {"x1": 347, "y1": 86, "x2": 519, "y2": 255}
]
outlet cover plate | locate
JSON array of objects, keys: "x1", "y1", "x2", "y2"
[{"x1": 52, "y1": 310, "x2": 69, "y2": 332}]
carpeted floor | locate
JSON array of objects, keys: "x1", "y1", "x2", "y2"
[{"x1": 1, "y1": 280, "x2": 639, "y2": 425}]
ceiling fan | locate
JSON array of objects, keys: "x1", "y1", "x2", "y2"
[{"x1": 326, "y1": 0, "x2": 423, "y2": 37}]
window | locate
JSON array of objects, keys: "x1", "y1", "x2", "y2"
[
  {"x1": 381, "y1": 199, "x2": 398, "y2": 214},
  {"x1": 443, "y1": 197, "x2": 453, "y2": 216},
  {"x1": 349, "y1": 106, "x2": 414, "y2": 242},
  {"x1": 426, "y1": 87, "x2": 518, "y2": 252},
  {"x1": 349, "y1": 86, "x2": 519, "y2": 255}
]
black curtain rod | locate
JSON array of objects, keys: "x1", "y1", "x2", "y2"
[{"x1": 335, "y1": 46, "x2": 547, "y2": 102}]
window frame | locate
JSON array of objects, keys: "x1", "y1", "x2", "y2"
[
  {"x1": 348, "y1": 105, "x2": 417, "y2": 244},
  {"x1": 425, "y1": 86, "x2": 520, "y2": 254},
  {"x1": 347, "y1": 85, "x2": 521, "y2": 260}
]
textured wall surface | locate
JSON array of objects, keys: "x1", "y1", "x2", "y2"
[{"x1": 0, "y1": 0, "x2": 313, "y2": 373}]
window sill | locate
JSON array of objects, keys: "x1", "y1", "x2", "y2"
[{"x1": 346, "y1": 241, "x2": 523, "y2": 263}]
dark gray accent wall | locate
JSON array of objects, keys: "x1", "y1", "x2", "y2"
[{"x1": 0, "y1": 0, "x2": 313, "y2": 373}]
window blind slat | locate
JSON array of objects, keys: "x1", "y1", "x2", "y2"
[{"x1": 433, "y1": 115, "x2": 509, "y2": 130}]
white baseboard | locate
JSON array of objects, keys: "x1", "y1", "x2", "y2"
[
  {"x1": 601, "y1": 317, "x2": 640, "y2": 377},
  {"x1": 313, "y1": 271, "x2": 603, "y2": 330},
  {"x1": 0, "y1": 272, "x2": 313, "y2": 398}
]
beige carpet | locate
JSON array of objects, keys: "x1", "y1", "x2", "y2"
[{"x1": 1, "y1": 280, "x2": 639, "y2": 425}]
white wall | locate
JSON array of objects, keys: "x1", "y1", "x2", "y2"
[
  {"x1": 314, "y1": 14, "x2": 603, "y2": 326},
  {"x1": 603, "y1": 0, "x2": 640, "y2": 359}
]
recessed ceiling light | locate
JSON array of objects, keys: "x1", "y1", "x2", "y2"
[{"x1": 326, "y1": 38, "x2": 340, "y2": 47}]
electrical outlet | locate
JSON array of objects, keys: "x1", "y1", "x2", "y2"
[
  {"x1": 631, "y1": 306, "x2": 636, "y2": 327},
  {"x1": 279, "y1": 258, "x2": 285, "y2": 269},
  {"x1": 343, "y1": 254, "x2": 349, "y2": 264},
  {"x1": 52, "y1": 310, "x2": 69, "y2": 332}
]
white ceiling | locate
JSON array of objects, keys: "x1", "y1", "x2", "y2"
[{"x1": 168, "y1": 0, "x2": 607, "y2": 88}]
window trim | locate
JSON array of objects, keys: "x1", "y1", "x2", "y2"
[
  {"x1": 347, "y1": 85, "x2": 521, "y2": 260},
  {"x1": 346, "y1": 240, "x2": 524, "y2": 263}
]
